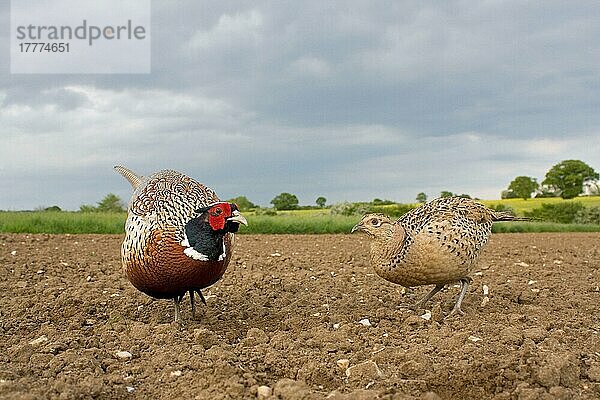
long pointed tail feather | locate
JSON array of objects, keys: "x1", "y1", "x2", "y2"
[
  {"x1": 492, "y1": 211, "x2": 536, "y2": 222},
  {"x1": 114, "y1": 165, "x2": 143, "y2": 189}
]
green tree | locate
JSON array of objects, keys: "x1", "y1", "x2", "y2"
[
  {"x1": 270, "y1": 192, "x2": 299, "y2": 210},
  {"x1": 542, "y1": 160, "x2": 599, "y2": 199},
  {"x1": 372, "y1": 198, "x2": 394, "y2": 205},
  {"x1": 316, "y1": 196, "x2": 327, "y2": 208},
  {"x1": 416, "y1": 192, "x2": 427, "y2": 203},
  {"x1": 440, "y1": 191, "x2": 454, "y2": 198},
  {"x1": 81, "y1": 193, "x2": 125, "y2": 212},
  {"x1": 79, "y1": 204, "x2": 97, "y2": 212},
  {"x1": 508, "y1": 176, "x2": 539, "y2": 200},
  {"x1": 227, "y1": 196, "x2": 256, "y2": 211},
  {"x1": 97, "y1": 193, "x2": 125, "y2": 212}
]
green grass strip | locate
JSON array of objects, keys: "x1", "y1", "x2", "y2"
[
  {"x1": 1, "y1": 211, "x2": 600, "y2": 234},
  {"x1": 0, "y1": 211, "x2": 126, "y2": 234}
]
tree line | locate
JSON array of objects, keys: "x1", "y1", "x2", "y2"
[
  {"x1": 229, "y1": 193, "x2": 327, "y2": 211},
  {"x1": 503, "y1": 159, "x2": 598, "y2": 200},
  {"x1": 36, "y1": 159, "x2": 598, "y2": 213}
]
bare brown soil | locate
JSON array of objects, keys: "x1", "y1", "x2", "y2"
[{"x1": 1, "y1": 233, "x2": 600, "y2": 399}]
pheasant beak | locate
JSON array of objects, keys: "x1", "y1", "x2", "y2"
[
  {"x1": 227, "y1": 210, "x2": 248, "y2": 226},
  {"x1": 351, "y1": 223, "x2": 363, "y2": 233}
]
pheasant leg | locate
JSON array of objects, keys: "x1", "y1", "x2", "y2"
[
  {"x1": 448, "y1": 277, "x2": 472, "y2": 317},
  {"x1": 411, "y1": 284, "x2": 445, "y2": 310},
  {"x1": 173, "y1": 295, "x2": 184, "y2": 323},
  {"x1": 189, "y1": 290, "x2": 196, "y2": 319},
  {"x1": 195, "y1": 289, "x2": 207, "y2": 305},
  {"x1": 189, "y1": 290, "x2": 206, "y2": 319}
]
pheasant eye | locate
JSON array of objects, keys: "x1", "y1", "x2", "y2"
[
  {"x1": 212, "y1": 208, "x2": 223, "y2": 216},
  {"x1": 370, "y1": 218, "x2": 379, "y2": 226}
]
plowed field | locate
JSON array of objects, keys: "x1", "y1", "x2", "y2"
[{"x1": 2, "y1": 233, "x2": 600, "y2": 399}]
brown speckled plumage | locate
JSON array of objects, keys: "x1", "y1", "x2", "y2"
[
  {"x1": 352, "y1": 196, "x2": 528, "y2": 316},
  {"x1": 115, "y1": 166, "x2": 245, "y2": 322}
]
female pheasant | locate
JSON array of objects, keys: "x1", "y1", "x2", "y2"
[
  {"x1": 352, "y1": 197, "x2": 528, "y2": 317},
  {"x1": 115, "y1": 166, "x2": 247, "y2": 323}
]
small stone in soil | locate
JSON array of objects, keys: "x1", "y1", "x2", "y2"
[{"x1": 115, "y1": 351, "x2": 133, "y2": 359}]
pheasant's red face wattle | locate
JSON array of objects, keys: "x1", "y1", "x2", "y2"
[{"x1": 207, "y1": 202, "x2": 232, "y2": 231}]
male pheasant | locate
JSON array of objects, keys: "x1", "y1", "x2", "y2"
[
  {"x1": 115, "y1": 166, "x2": 247, "y2": 323},
  {"x1": 352, "y1": 196, "x2": 528, "y2": 316}
]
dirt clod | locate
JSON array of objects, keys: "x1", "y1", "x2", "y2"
[
  {"x1": 524, "y1": 326, "x2": 548, "y2": 343},
  {"x1": 256, "y1": 385, "x2": 272, "y2": 398},
  {"x1": 537, "y1": 352, "x2": 580, "y2": 388},
  {"x1": 588, "y1": 363, "x2": 600, "y2": 382},
  {"x1": 345, "y1": 360, "x2": 383, "y2": 383},
  {"x1": 273, "y1": 378, "x2": 312, "y2": 399}
]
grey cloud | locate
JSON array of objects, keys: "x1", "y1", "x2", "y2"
[
  {"x1": 3, "y1": 87, "x2": 90, "y2": 110},
  {"x1": 1, "y1": 1, "x2": 600, "y2": 209}
]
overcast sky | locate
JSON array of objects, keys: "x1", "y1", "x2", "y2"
[{"x1": 1, "y1": 1, "x2": 600, "y2": 210}]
